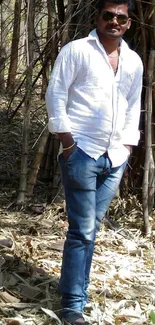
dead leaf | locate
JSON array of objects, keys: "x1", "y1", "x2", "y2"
[
  {"x1": 41, "y1": 307, "x2": 62, "y2": 324},
  {"x1": 0, "y1": 238, "x2": 13, "y2": 248},
  {"x1": 0, "y1": 256, "x2": 5, "y2": 268},
  {"x1": 6, "y1": 319, "x2": 24, "y2": 325},
  {"x1": 0, "y1": 290, "x2": 20, "y2": 303},
  {"x1": 19, "y1": 283, "x2": 42, "y2": 299}
]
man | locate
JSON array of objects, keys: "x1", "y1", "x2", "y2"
[{"x1": 45, "y1": 0, "x2": 143, "y2": 323}]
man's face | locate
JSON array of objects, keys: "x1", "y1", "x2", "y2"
[{"x1": 97, "y1": 3, "x2": 131, "y2": 39}]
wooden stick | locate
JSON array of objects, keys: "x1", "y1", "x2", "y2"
[{"x1": 142, "y1": 50, "x2": 155, "y2": 235}]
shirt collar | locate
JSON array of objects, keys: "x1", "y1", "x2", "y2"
[{"x1": 88, "y1": 29, "x2": 129, "y2": 57}]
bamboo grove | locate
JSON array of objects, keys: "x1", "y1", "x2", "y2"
[{"x1": 0, "y1": 0, "x2": 154, "y2": 234}]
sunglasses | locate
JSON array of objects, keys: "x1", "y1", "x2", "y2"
[{"x1": 102, "y1": 11, "x2": 129, "y2": 25}]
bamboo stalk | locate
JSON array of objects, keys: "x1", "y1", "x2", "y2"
[
  {"x1": 39, "y1": 133, "x2": 52, "y2": 176},
  {"x1": 148, "y1": 151, "x2": 155, "y2": 216},
  {"x1": 136, "y1": 0, "x2": 147, "y2": 76},
  {"x1": 26, "y1": 127, "x2": 49, "y2": 197},
  {"x1": 17, "y1": 0, "x2": 34, "y2": 204},
  {"x1": 142, "y1": 50, "x2": 155, "y2": 235},
  {"x1": 43, "y1": 136, "x2": 55, "y2": 180}
]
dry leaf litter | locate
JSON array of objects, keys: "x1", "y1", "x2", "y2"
[{"x1": 0, "y1": 198, "x2": 155, "y2": 325}]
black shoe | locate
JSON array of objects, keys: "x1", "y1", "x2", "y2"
[{"x1": 104, "y1": 214, "x2": 120, "y2": 231}]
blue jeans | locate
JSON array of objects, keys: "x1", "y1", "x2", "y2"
[{"x1": 58, "y1": 147, "x2": 127, "y2": 318}]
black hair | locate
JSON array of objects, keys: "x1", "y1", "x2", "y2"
[{"x1": 96, "y1": 0, "x2": 135, "y2": 13}]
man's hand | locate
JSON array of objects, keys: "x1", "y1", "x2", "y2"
[{"x1": 56, "y1": 132, "x2": 76, "y2": 162}]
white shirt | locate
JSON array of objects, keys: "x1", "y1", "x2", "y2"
[{"x1": 45, "y1": 29, "x2": 143, "y2": 167}]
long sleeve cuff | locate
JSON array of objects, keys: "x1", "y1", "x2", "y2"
[{"x1": 48, "y1": 116, "x2": 72, "y2": 133}]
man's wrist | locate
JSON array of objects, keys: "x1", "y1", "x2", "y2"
[
  {"x1": 56, "y1": 132, "x2": 74, "y2": 148},
  {"x1": 63, "y1": 142, "x2": 76, "y2": 151}
]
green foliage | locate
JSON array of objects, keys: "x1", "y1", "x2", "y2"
[
  {"x1": 7, "y1": 32, "x2": 13, "y2": 44},
  {"x1": 150, "y1": 311, "x2": 155, "y2": 324}
]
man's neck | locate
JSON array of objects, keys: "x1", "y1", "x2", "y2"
[{"x1": 97, "y1": 31, "x2": 121, "y2": 54}]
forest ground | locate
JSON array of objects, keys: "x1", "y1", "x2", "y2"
[{"x1": 0, "y1": 101, "x2": 155, "y2": 325}]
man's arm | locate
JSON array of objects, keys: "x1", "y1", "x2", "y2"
[
  {"x1": 45, "y1": 42, "x2": 79, "y2": 155},
  {"x1": 122, "y1": 60, "x2": 143, "y2": 149}
]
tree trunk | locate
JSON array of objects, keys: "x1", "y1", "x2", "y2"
[
  {"x1": 41, "y1": 0, "x2": 57, "y2": 99},
  {"x1": 136, "y1": 0, "x2": 147, "y2": 75},
  {"x1": 26, "y1": 127, "x2": 49, "y2": 197},
  {"x1": 142, "y1": 50, "x2": 155, "y2": 235},
  {"x1": 57, "y1": 0, "x2": 64, "y2": 25},
  {"x1": 0, "y1": 3, "x2": 6, "y2": 92},
  {"x1": 148, "y1": 151, "x2": 155, "y2": 215},
  {"x1": 17, "y1": 0, "x2": 35, "y2": 204},
  {"x1": 7, "y1": 0, "x2": 22, "y2": 93}
]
